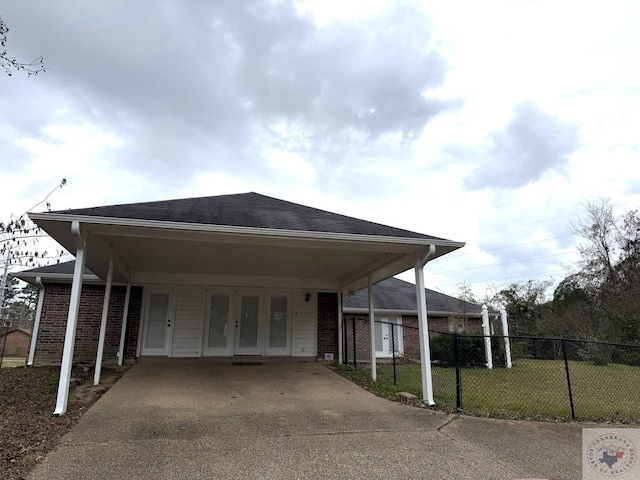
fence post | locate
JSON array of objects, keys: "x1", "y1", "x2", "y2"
[
  {"x1": 481, "y1": 305, "x2": 493, "y2": 369},
  {"x1": 455, "y1": 333, "x2": 463, "y2": 413},
  {"x1": 561, "y1": 339, "x2": 576, "y2": 420},
  {"x1": 391, "y1": 323, "x2": 397, "y2": 386},
  {"x1": 352, "y1": 316, "x2": 357, "y2": 369}
]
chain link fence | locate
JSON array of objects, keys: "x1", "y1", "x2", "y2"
[{"x1": 342, "y1": 316, "x2": 640, "y2": 422}]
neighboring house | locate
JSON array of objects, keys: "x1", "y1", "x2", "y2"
[
  {"x1": 17, "y1": 192, "x2": 464, "y2": 414},
  {"x1": 0, "y1": 328, "x2": 31, "y2": 357},
  {"x1": 342, "y1": 277, "x2": 499, "y2": 360}
]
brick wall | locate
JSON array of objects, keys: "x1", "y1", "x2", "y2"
[
  {"x1": 33, "y1": 283, "x2": 142, "y2": 366},
  {"x1": 317, "y1": 292, "x2": 338, "y2": 360}
]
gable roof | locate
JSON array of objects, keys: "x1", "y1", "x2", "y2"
[
  {"x1": 343, "y1": 277, "x2": 490, "y2": 317},
  {"x1": 14, "y1": 261, "x2": 100, "y2": 285},
  {"x1": 44, "y1": 192, "x2": 446, "y2": 240}
]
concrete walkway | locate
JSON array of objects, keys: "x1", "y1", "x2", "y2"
[{"x1": 28, "y1": 360, "x2": 584, "y2": 479}]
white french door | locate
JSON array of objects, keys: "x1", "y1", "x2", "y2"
[
  {"x1": 203, "y1": 290, "x2": 235, "y2": 356},
  {"x1": 234, "y1": 292, "x2": 264, "y2": 355},
  {"x1": 375, "y1": 316, "x2": 403, "y2": 358},
  {"x1": 141, "y1": 289, "x2": 174, "y2": 356},
  {"x1": 265, "y1": 293, "x2": 292, "y2": 356}
]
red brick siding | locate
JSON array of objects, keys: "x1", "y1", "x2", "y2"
[
  {"x1": 33, "y1": 284, "x2": 142, "y2": 366},
  {"x1": 317, "y1": 292, "x2": 338, "y2": 360}
]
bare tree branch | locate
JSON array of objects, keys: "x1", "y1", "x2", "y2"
[{"x1": 1, "y1": 15, "x2": 46, "y2": 77}]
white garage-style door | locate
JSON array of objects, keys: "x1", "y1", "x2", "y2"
[{"x1": 139, "y1": 287, "x2": 317, "y2": 358}]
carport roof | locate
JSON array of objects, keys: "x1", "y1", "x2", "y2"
[{"x1": 28, "y1": 192, "x2": 464, "y2": 291}]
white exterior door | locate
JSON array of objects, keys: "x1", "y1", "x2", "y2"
[
  {"x1": 203, "y1": 290, "x2": 235, "y2": 356},
  {"x1": 265, "y1": 293, "x2": 292, "y2": 356},
  {"x1": 234, "y1": 292, "x2": 264, "y2": 355},
  {"x1": 141, "y1": 289, "x2": 174, "y2": 356},
  {"x1": 375, "y1": 317, "x2": 403, "y2": 358}
]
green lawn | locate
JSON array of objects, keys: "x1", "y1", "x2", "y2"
[{"x1": 335, "y1": 359, "x2": 640, "y2": 422}]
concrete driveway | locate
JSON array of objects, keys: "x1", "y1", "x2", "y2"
[{"x1": 28, "y1": 360, "x2": 584, "y2": 480}]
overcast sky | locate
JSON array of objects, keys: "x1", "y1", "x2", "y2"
[{"x1": 1, "y1": 0, "x2": 639, "y2": 300}]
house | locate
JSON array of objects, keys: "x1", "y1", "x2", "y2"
[
  {"x1": 0, "y1": 328, "x2": 31, "y2": 358},
  {"x1": 18, "y1": 192, "x2": 464, "y2": 414},
  {"x1": 342, "y1": 277, "x2": 497, "y2": 361}
]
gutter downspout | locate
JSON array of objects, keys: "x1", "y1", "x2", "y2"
[
  {"x1": 27, "y1": 277, "x2": 45, "y2": 366},
  {"x1": 415, "y1": 244, "x2": 436, "y2": 406},
  {"x1": 53, "y1": 221, "x2": 86, "y2": 416}
]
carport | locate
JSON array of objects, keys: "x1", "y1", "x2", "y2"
[{"x1": 27, "y1": 192, "x2": 463, "y2": 415}]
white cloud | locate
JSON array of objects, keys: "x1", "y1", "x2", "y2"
[{"x1": 1, "y1": 0, "x2": 639, "y2": 299}]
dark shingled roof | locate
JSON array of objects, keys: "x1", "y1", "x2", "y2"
[
  {"x1": 15, "y1": 261, "x2": 95, "y2": 277},
  {"x1": 343, "y1": 277, "x2": 486, "y2": 315},
  {"x1": 46, "y1": 192, "x2": 447, "y2": 240}
]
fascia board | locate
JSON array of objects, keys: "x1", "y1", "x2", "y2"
[
  {"x1": 14, "y1": 272, "x2": 102, "y2": 285},
  {"x1": 29, "y1": 212, "x2": 465, "y2": 249}
]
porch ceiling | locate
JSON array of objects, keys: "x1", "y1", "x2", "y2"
[{"x1": 30, "y1": 214, "x2": 464, "y2": 292}]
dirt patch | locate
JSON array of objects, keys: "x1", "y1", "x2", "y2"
[{"x1": 0, "y1": 365, "x2": 129, "y2": 480}]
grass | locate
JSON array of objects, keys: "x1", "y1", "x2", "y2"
[
  {"x1": 1, "y1": 357, "x2": 27, "y2": 368},
  {"x1": 334, "y1": 359, "x2": 640, "y2": 423}
]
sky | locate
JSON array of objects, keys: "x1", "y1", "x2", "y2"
[{"x1": 1, "y1": 0, "x2": 639, "y2": 301}]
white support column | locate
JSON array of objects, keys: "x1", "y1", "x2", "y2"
[
  {"x1": 54, "y1": 221, "x2": 86, "y2": 416},
  {"x1": 93, "y1": 260, "x2": 114, "y2": 385},
  {"x1": 27, "y1": 277, "x2": 45, "y2": 367},
  {"x1": 117, "y1": 282, "x2": 131, "y2": 366},
  {"x1": 368, "y1": 274, "x2": 376, "y2": 381},
  {"x1": 337, "y1": 292, "x2": 343, "y2": 364},
  {"x1": 415, "y1": 259, "x2": 435, "y2": 406},
  {"x1": 481, "y1": 305, "x2": 493, "y2": 369},
  {"x1": 500, "y1": 306, "x2": 512, "y2": 368}
]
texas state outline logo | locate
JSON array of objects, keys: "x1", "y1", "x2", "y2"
[{"x1": 583, "y1": 429, "x2": 637, "y2": 479}]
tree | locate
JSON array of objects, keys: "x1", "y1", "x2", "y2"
[
  {"x1": 495, "y1": 279, "x2": 552, "y2": 336},
  {"x1": 0, "y1": 179, "x2": 68, "y2": 326},
  {"x1": 556, "y1": 199, "x2": 640, "y2": 344},
  {"x1": 1, "y1": 276, "x2": 37, "y2": 330},
  {"x1": 1, "y1": 15, "x2": 45, "y2": 76},
  {"x1": 570, "y1": 198, "x2": 618, "y2": 290}
]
